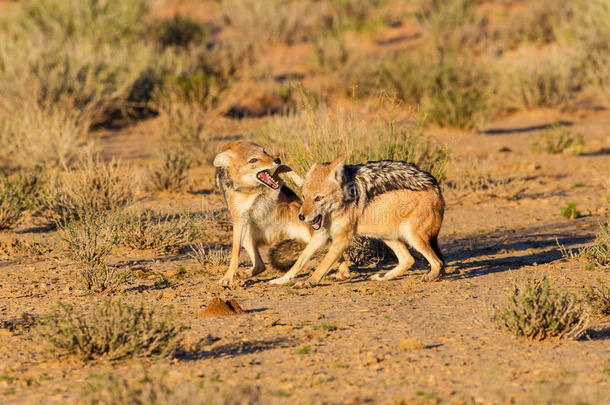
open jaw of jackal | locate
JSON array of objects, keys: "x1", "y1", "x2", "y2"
[
  {"x1": 256, "y1": 170, "x2": 279, "y2": 189},
  {"x1": 311, "y1": 214, "x2": 322, "y2": 230}
]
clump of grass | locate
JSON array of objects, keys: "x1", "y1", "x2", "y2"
[
  {"x1": 495, "y1": 277, "x2": 588, "y2": 341},
  {"x1": 145, "y1": 149, "x2": 192, "y2": 192},
  {"x1": 498, "y1": 48, "x2": 584, "y2": 110},
  {"x1": 189, "y1": 242, "x2": 231, "y2": 267},
  {"x1": 346, "y1": 236, "x2": 395, "y2": 266},
  {"x1": 583, "y1": 279, "x2": 610, "y2": 316},
  {"x1": 295, "y1": 345, "x2": 311, "y2": 355},
  {"x1": 80, "y1": 369, "x2": 260, "y2": 405},
  {"x1": 580, "y1": 218, "x2": 610, "y2": 268},
  {"x1": 43, "y1": 156, "x2": 133, "y2": 224},
  {"x1": 560, "y1": 203, "x2": 581, "y2": 219},
  {"x1": 58, "y1": 209, "x2": 127, "y2": 292},
  {"x1": 0, "y1": 103, "x2": 87, "y2": 168},
  {"x1": 121, "y1": 209, "x2": 202, "y2": 254},
  {"x1": 424, "y1": 55, "x2": 490, "y2": 130},
  {"x1": 38, "y1": 300, "x2": 182, "y2": 361},
  {"x1": 258, "y1": 106, "x2": 449, "y2": 181},
  {"x1": 220, "y1": 0, "x2": 315, "y2": 46},
  {"x1": 531, "y1": 124, "x2": 585, "y2": 155},
  {"x1": 313, "y1": 322, "x2": 338, "y2": 332},
  {"x1": 152, "y1": 16, "x2": 208, "y2": 48},
  {"x1": 0, "y1": 166, "x2": 46, "y2": 229}
]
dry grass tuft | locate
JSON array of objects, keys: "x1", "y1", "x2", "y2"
[
  {"x1": 531, "y1": 123, "x2": 584, "y2": 155},
  {"x1": 495, "y1": 277, "x2": 588, "y2": 341},
  {"x1": 38, "y1": 300, "x2": 182, "y2": 361},
  {"x1": 43, "y1": 156, "x2": 133, "y2": 224},
  {"x1": 58, "y1": 209, "x2": 127, "y2": 292},
  {"x1": 580, "y1": 217, "x2": 610, "y2": 269},
  {"x1": 583, "y1": 279, "x2": 610, "y2": 316},
  {"x1": 80, "y1": 368, "x2": 260, "y2": 405},
  {"x1": 258, "y1": 106, "x2": 448, "y2": 181},
  {"x1": 121, "y1": 209, "x2": 202, "y2": 254},
  {"x1": 190, "y1": 242, "x2": 231, "y2": 268},
  {"x1": 145, "y1": 148, "x2": 193, "y2": 192}
]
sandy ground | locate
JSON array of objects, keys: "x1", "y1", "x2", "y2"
[{"x1": 0, "y1": 108, "x2": 608, "y2": 404}]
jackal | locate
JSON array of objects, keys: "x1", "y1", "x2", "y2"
[
  {"x1": 213, "y1": 141, "x2": 310, "y2": 285},
  {"x1": 270, "y1": 156, "x2": 445, "y2": 287}
]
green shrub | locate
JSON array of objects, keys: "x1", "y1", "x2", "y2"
[
  {"x1": 560, "y1": 203, "x2": 581, "y2": 219},
  {"x1": 580, "y1": 218, "x2": 610, "y2": 268},
  {"x1": 0, "y1": 167, "x2": 46, "y2": 229},
  {"x1": 495, "y1": 277, "x2": 588, "y2": 341},
  {"x1": 38, "y1": 300, "x2": 182, "y2": 361},
  {"x1": 584, "y1": 279, "x2": 610, "y2": 316},
  {"x1": 531, "y1": 124, "x2": 584, "y2": 155}
]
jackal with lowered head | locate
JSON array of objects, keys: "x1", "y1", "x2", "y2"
[{"x1": 270, "y1": 156, "x2": 445, "y2": 288}]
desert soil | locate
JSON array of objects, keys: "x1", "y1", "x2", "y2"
[{"x1": 0, "y1": 108, "x2": 608, "y2": 404}]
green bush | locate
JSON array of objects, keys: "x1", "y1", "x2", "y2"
[{"x1": 495, "y1": 277, "x2": 588, "y2": 341}]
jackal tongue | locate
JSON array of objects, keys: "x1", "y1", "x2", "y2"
[
  {"x1": 257, "y1": 170, "x2": 279, "y2": 189},
  {"x1": 311, "y1": 215, "x2": 322, "y2": 230}
]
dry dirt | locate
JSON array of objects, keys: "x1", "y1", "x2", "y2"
[{"x1": 0, "y1": 108, "x2": 608, "y2": 404}]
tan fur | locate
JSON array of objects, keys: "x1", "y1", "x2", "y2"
[
  {"x1": 213, "y1": 141, "x2": 311, "y2": 286},
  {"x1": 270, "y1": 155, "x2": 445, "y2": 288}
]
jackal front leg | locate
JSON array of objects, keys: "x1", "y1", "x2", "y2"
[
  {"x1": 217, "y1": 218, "x2": 246, "y2": 286},
  {"x1": 294, "y1": 238, "x2": 350, "y2": 288}
]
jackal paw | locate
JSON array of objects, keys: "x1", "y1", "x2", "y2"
[
  {"x1": 334, "y1": 271, "x2": 351, "y2": 281},
  {"x1": 217, "y1": 275, "x2": 235, "y2": 286},
  {"x1": 242, "y1": 266, "x2": 266, "y2": 278},
  {"x1": 269, "y1": 275, "x2": 292, "y2": 285},
  {"x1": 293, "y1": 278, "x2": 317, "y2": 289},
  {"x1": 369, "y1": 273, "x2": 384, "y2": 281},
  {"x1": 421, "y1": 271, "x2": 441, "y2": 282}
]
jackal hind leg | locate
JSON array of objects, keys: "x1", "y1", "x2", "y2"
[
  {"x1": 370, "y1": 240, "x2": 414, "y2": 281},
  {"x1": 410, "y1": 233, "x2": 444, "y2": 282}
]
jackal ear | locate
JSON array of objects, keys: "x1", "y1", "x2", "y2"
[
  {"x1": 213, "y1": 151, "x2": 232, "y2": 167},
  {"x1": 329, "y1": 155, "x2": 345, "y2": 183}
]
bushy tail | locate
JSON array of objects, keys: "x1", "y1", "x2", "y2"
[{"x1": 269, "y1": 239, "x2": 307, "y2": 271}]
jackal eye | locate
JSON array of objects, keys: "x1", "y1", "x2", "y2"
[
  {"x1": 248, "y1": 158, "x2": 258, "y2": 164},
  {"x1": 314, "y1": 195, "x2": 324, "y2": 202}
]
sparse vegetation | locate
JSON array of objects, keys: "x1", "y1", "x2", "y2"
[
  {"x1": 80, "y1": 369, "x2": 260, "y2": 405},
  {"x1": 560, "y1": 203, "x2": 581, "y2": 219},
  {"x1": 0, "y1": 168, "x2": 45, "y2": 230},
  {"x1": 259, "y1": 107, "x2": 449, "y2": 181},
  {"x1": 38, "y1": 300, "x2": 182, "y2": 361},
  {"x1": 43, "y1": 156, "x2": 133, "y2": 224},
  {"x1": 121, "y1": 209, "x2": 202, "y2": 254},
  {"x1": 583, "y1": 279, "x2": 610, "y2": 316},
  {"x1": 495, "y1": 277, "x2": 588, "y2": 341},
  {"x1": 190, "y1": 242, "x2": 231, "y2": 268},
  {"x1": 580, "y1": 218, "x2": 610, "y2": 268},
  {"x1": 58, "y1": 209, "x2": 126, "y2": 292},
  {"x1": 531, "y1": 124, "x2": 585, "y2": 155},
  {"x1": 145, "y1": 148, "x2": 193, "y2": 192}
]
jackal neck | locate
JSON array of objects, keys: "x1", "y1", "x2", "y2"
[{"x1": 215, "y1": 167, "x2": 233, "y2": 202}]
